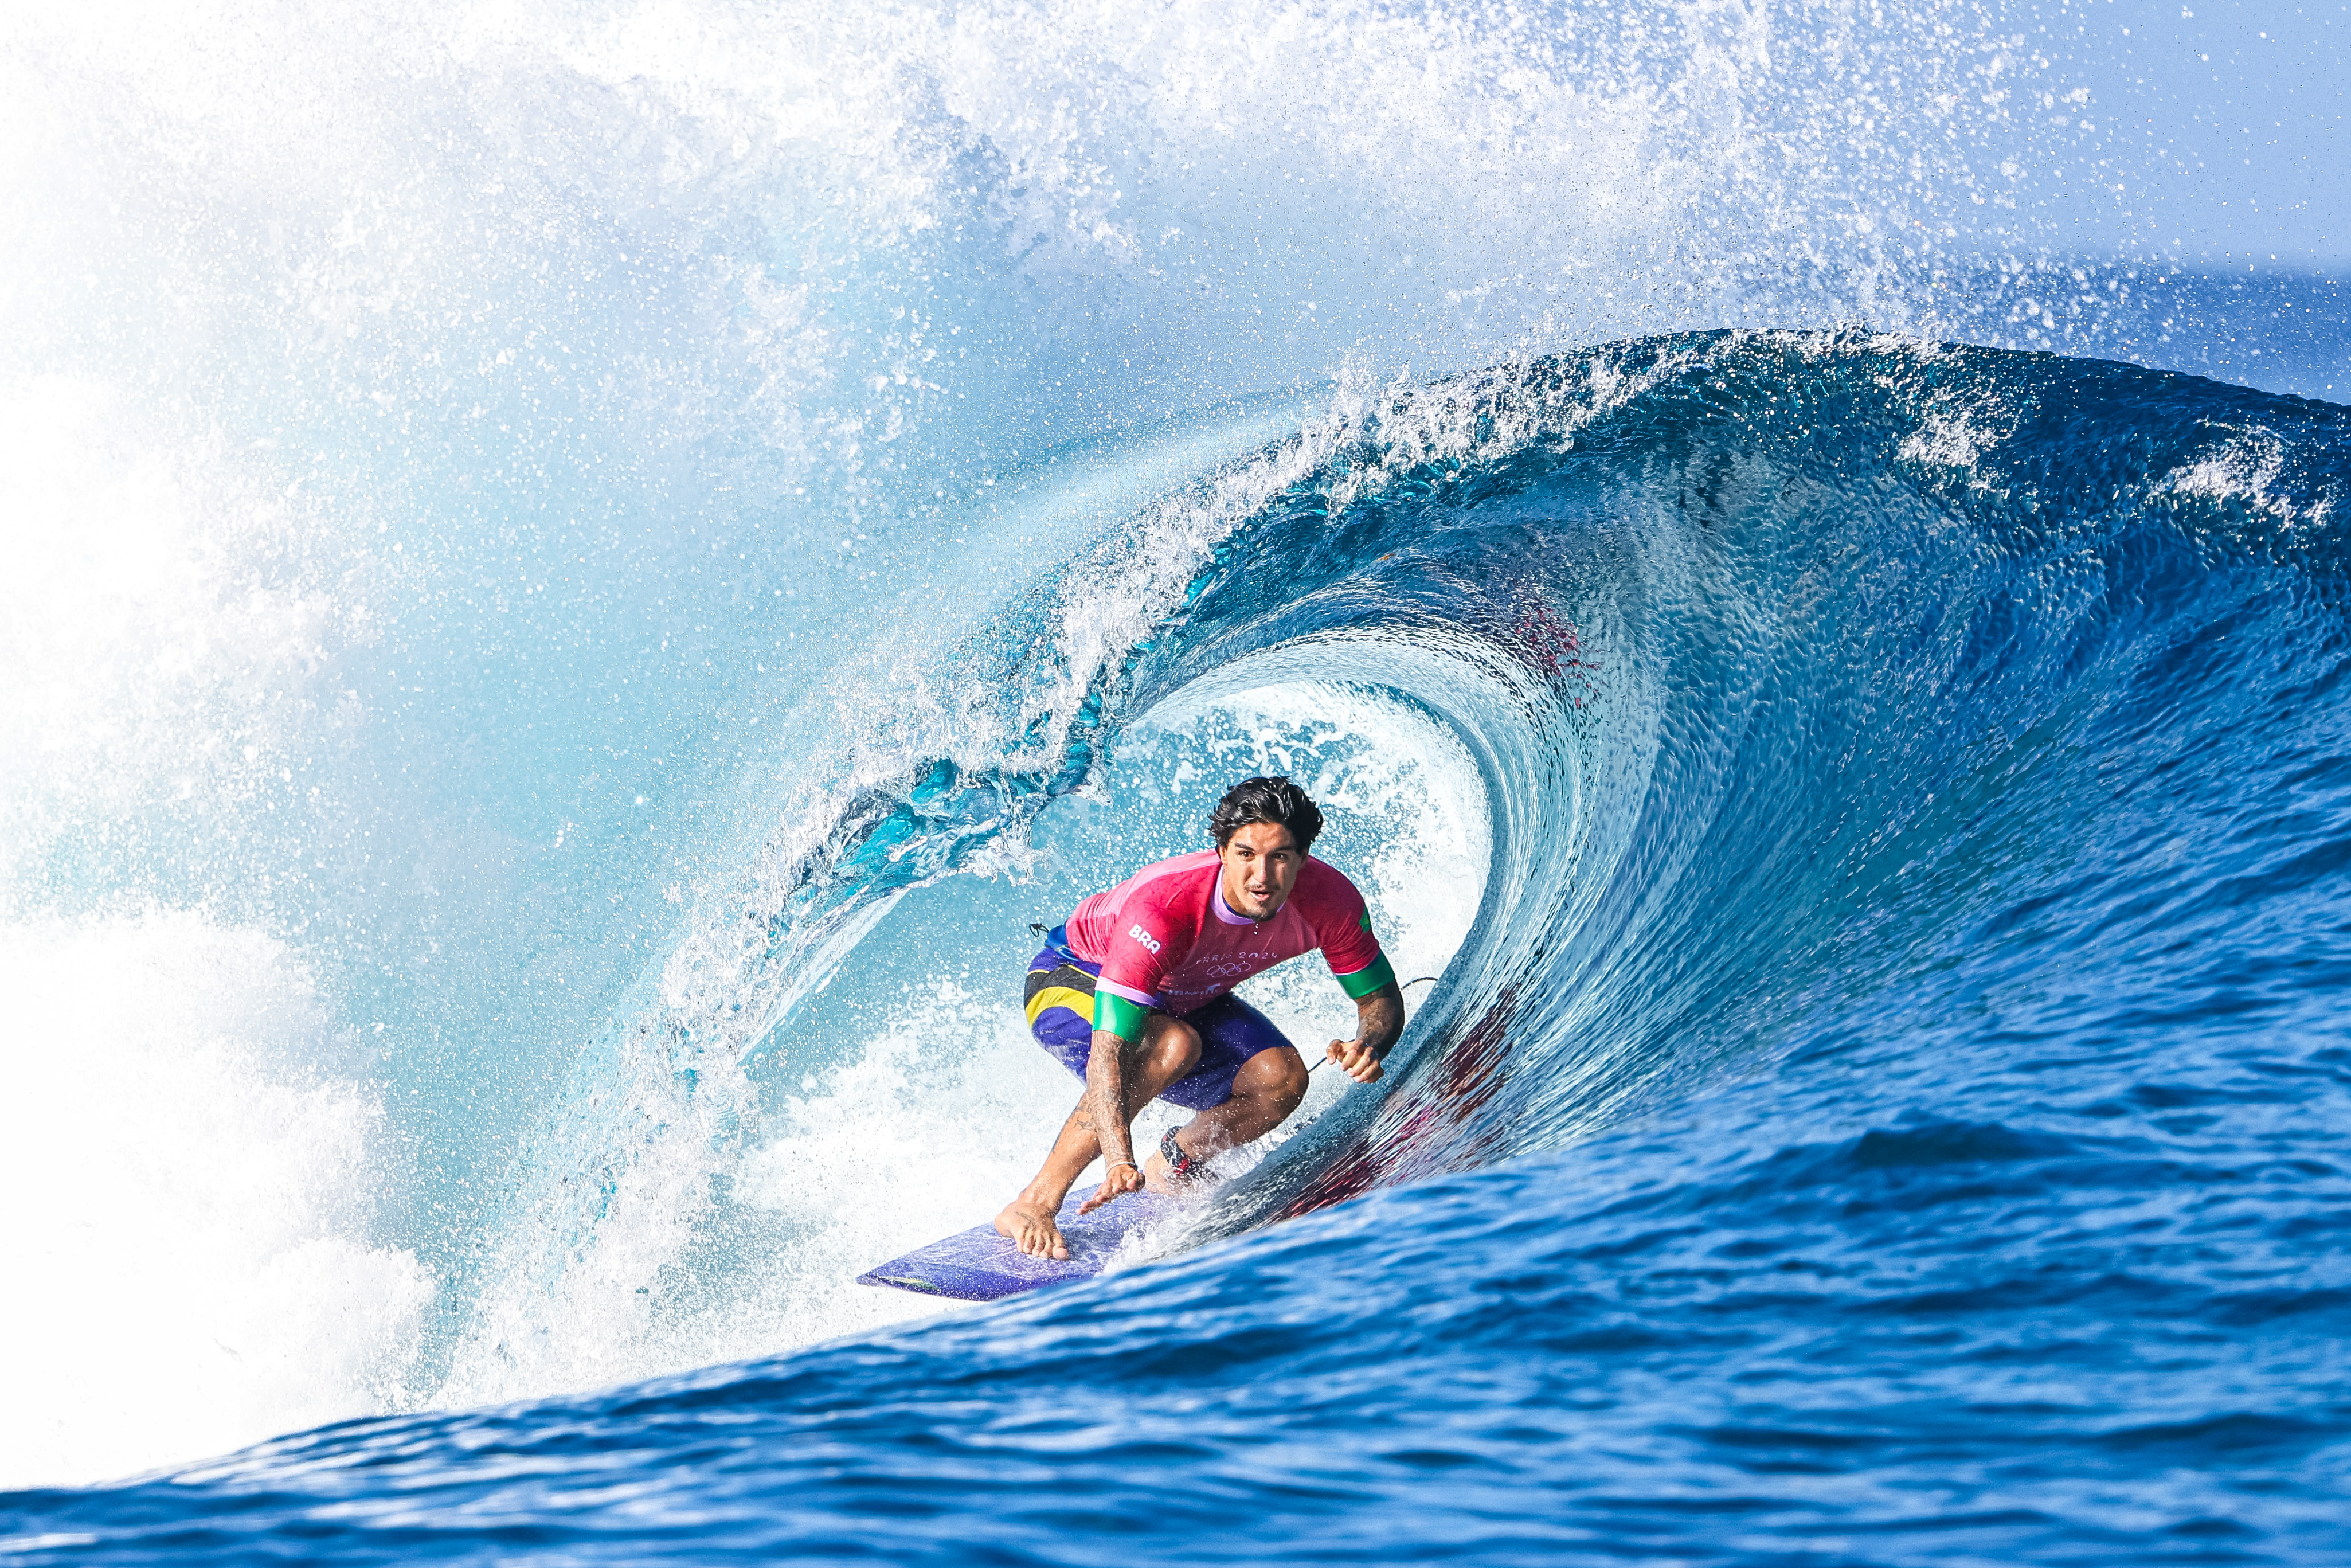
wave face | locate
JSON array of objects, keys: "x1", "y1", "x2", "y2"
[
  {"x1": 6, "y1": 0, "x2": 2351, "y2": 1561},
  {"x1": 11, "y1": 331, "x2": 2351, "y2": 1562}
]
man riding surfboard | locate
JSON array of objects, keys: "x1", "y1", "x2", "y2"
[{"x1": 995, "y1": 776, "x2": 1406, "y2": 1259}]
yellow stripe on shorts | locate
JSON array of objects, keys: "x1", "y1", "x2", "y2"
[{"x1": 1024, "y1": 984, "x2": 1097, "y2": 1027}]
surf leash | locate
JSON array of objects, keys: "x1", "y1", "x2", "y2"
[{"x1": 1312, "y1": 975, "x2": 1439, "y2": 1073}]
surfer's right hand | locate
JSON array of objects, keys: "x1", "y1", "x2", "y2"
[
  {"x1": 1327, "y1": 1035, "x2": 1386, "y2": 1083},
  {"x1": 1078, "y1": 1159, "x2": 1145, "y2": 1214},
  {"x1": 994, "y1": 1199, "x2": 1070, "y2": 1260}
]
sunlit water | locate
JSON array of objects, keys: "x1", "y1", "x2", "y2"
[{"x1": 3, "y1": 3, "x2": 2348, "y2": 1563}]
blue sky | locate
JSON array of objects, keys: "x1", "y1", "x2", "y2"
[{"x1": 2012, "y1": 0, "x2": 2346, "y2": 264}]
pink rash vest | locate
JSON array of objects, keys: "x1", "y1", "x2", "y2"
[{"x1": 1062, "y1": 848, "x2": 1396, "y2": 1039}]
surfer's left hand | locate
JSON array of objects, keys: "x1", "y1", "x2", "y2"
[{"x1": 1327, "y1": 1037, "x2": 1384, "y2": 1084}]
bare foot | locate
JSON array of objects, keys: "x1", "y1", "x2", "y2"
[{"x1": 993, "y1": 1199, "x2": 1069, "y2": 1260}]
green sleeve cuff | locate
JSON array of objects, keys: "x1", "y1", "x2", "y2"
[
  {"x1": 1094, "y1": 990, "x2": 1151, "y2": 1042},
  {"x1": 1335, "y1": 953, "x2": 1396, "y2": 1000}
]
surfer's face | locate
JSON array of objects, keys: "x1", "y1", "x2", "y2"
[{"x1": 1217, "y1": 822, "x2": 1304, "y2": 922}]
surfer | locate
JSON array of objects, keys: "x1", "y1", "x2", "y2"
[{"x1": 994, "y1": 776, "x2": 1406, "y2": 1260}]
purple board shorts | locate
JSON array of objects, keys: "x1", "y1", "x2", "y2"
[{"x1": 1023, "y1": 940, "x2": 1294, "y2": 1110}]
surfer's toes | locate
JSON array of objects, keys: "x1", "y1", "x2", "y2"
[{"x1": 995, "y1": 1203, "x2": 1065, "y2": 1258}]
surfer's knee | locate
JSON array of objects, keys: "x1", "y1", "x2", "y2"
[
  {"x1": 1238, "y1": 1045, "x2": 1309, "y2": 1112},
  {"x1": 1144, "y1": 1016, "x2": 1201, "y2": 1080}
]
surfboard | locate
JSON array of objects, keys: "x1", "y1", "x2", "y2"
[{"x1": 856, "y1": 1183, "x2": 1181, "y2": 1301}]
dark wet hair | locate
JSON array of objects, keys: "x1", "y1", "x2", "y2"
[{"x1": 1210, "y1": 776, "x2": 1324, "y2": 852}]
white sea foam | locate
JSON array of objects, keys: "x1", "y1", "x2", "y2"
[
  {"x1": 2158, "y1": 425, "x2": 2333, "y2": 536},
  {"x1": 0, "y1": 913, "x2": 429, "y2": 1489},
  {"x1": 1898, "y1": 408, "x2": 2007, "y2": 473},
  {"x1": 0, "y1": 378, "x2": 384, "y2": 904},
  {"x1": 0, "y1": 369, "x2": 424, "y2": 1487}
]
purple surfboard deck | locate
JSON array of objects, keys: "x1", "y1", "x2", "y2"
[{"x1": 857, "y1": 1183, "x2": 1180, "y2": 1301}]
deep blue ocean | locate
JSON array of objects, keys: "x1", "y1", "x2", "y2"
[{"x1": 4, "y1": 3, "x2": 2350, "y2": 1564}]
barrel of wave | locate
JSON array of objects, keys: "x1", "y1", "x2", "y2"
[{"x1": 560, "y1": 679, "x2": 1495, "y2": 1371}]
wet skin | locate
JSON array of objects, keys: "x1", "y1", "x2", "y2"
[{"x1": 994, "y1": 823, "x2": 1405, "y2": 1260}]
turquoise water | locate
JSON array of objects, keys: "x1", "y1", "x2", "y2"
[{"x1": 2, "y1": 3, "x2": 2349, "y2": 1561}]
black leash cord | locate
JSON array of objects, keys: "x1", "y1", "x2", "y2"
[{"x1": 1311, "y1": 976, "x2": 1438, "y2": 1072}]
